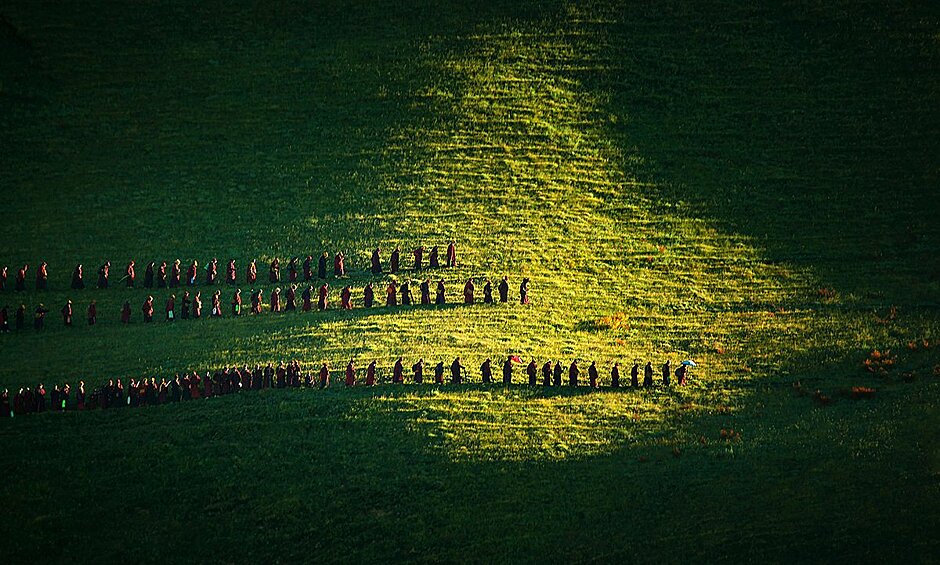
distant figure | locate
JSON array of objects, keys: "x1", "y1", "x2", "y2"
[
  {"x1": 345, "y1": 360, "x2": 356, "y2": 387},
  {"x1": 434, "y1": 361, "x2": 445, "y2": 384},
  {"x1": 142, "y1": 296, "x2": 154, "y2": 322},
  {"x1": 390, "y1": 246, "x2": 401, "y2": 274},
  {"x1": 36, "y1": 261, "x2": 48, "y2": 290},
  {"x1": 393, "y1": 357, "x2": 404, "y2": 384},
  {"x1": 61, "y1": 300, "x2": 72, "y2": 326},
  {"x1": 15, "y1": 264, "x2": 28, "y2": 291},
  {"x1": 246, "y1": 260, "x2": 257, "y2": 285},
  {"x1": 610, "y1": 362, "x2": 620, "y2": 388},
  {"x1": 158, "y1": 261, "x2": 168, "y2": 288},
  {"x1": 287, "y1": 257, "x2": 298, "y2": 283},
  {"x1": 167, "y1": 295, "x2": 177, "y2": 320},
  {"x1": 480, "y1": 358, "x2": 492, "y2": 384},
  {"x1": 285, "y1": 285, "x2": 297, "y2": 310},
  {"x1": 420, "y1": 279, "x2": 431, "y2": 305},
  {"x1": 249, "y1": 290, "x2": 262, "y2": 315},
  {"x1": 181, "y1": 291, "x2": 191, "y2": 319},
  {"x1": 301, "y1": 286, "x2": 313, "y2": 312},
  {"x1": 125, "y1": 261, "x2": 135, "y2": 288},
  {"x1": 386, "y1": 281, "x2": 398, "y2": 306},
  {"x1": 0, "y1": 266, "x2": 6, "y2": 290},
  {"x1": 231, "y1": 290, "x2": 241, "y2": 316},
  {"x1": 211, "y1": 290, "x2": 222, "y2": 317},
  {"x1": 463, "y1": 278, "x2": 474, "y2": 304},
  {"x1": 303, "y1": 255, "x2": 313, "y2": 281},
  {"x1": 170, "y1": 259, "x2": 181, "y2": 287},
  {"x1": 371, "y1": 247, "x2": 382, "y2": 275},
  {"x1": 413, "y1": 246, "x2": 424, "y2": 271},
  {"x1": 334, "y1": 252, "x2": 345, "y2": 277},
  {"x1": 227, "y1": 259, "x2": 237, "y2": 285},
  {"x1": 71, "y1": 264, "x2": 84, "y2": 290},
  {"x1": 269, "y1": 258, "x2": 280, "y2": 283},
  {"x1": 318, "y1": 252, "x2": 328, "y2": 279},
  {"x1": 319, "y1": 362, "x2": 330, "y2": 389},
  {"x1": 541, "y1": 361, "x2": 552, "y2": 386},
  {"x1": 270, "y1": 288, "x2": 282, "y2": 313},
  {"x1": 364, "y1": 282, "x2": 375, "y2": 308},
  {"x1": 662, "y1": 360, "x2": 671, "y2": 386},
  {"x1": 144, "y1": 262, "x2": 155, "y2": 288},
  {"x1": 588, "y1": 361, "x2": 599, "y2": 388},
  {"x1": 87, "y1": 301, "x2": 97, "y2": 326},
  {"x1": 97, "y1": 262, "x2": 109, "y2": 289},
  {"x1": 428, "y1": 246, "x2": 440, "y2": 268},
  {"x1": 401, "y1": 281, "x2": 412, "y2": 305},
  {"x1": 643, "y1": 362, "x2": 653, "y2": 387},
  {"x1": 498, "y1": 276, "x2": 509, "y2": 303},
  {"x1": 675, "y1": 364, "x2": 687, "y2": 386},
  {"x1": 520, "y1": 278, "x2": 531, "y2": 305},
  {"x1": 435, "y1": 280, "x2": 446, "y2": 305},
  {"x1": 527, "y1": 360, "x2": 538, "y2": 386},
  {"x1": 187, "y1": 260, "x2": 198, "y2": 286},
  {"x1": 483, "y1": 279, "x2": 493, "y2": 304},
  {"x1": 121, "y1": 301, "x2": 132, "y2": 324},
  {"x1": 366, "y1": 360, "x2": 377, "y2": 386},
  {"x1": 318, "y1": 284, "x2": 329, "y2": 310},
  {"x1": 412, "y1": 358, "x2": 424, "y2": 384},
  {"x1": 446, "y1": 241, "x2": 457, "y2": 268},
  {"x1": 341, "y1": 285, "x2": 352, "y2": 309},
  {"x1": 193, "y1": 291, "x2": 203, "y2": 318},
  {"x1": 553, "y1": 361, "x2": 563, "y2": 387},
  {"x1": 631, "y1": 362, "x2": 639, "y2": 388},
  {"x1": 568, "y1": 360, "x2": 580, "y2": 387},
  {"x1": 206, "y1": 258, "x2": 218, "y2": 285},
  {"x1": 451, "y1": 357, "x2": 464, "y2": 384},
  {"x1": 502, "y1": 356, "x2": 513, "y2": 385}
]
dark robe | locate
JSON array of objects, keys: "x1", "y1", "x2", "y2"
[
  {"x1": 227, "y1": 260, "x2": 237, "y2": 285},
  {"x1": 301, "y1": 287, "x2": 313, "y2": 311},
  {"x1": 270, "y1": 290, "x2": 281, "y2": 312},
  {"x1": 318, "y1": 285, "x2": 328, "y2": 310},
  {"x1": 463, "y1": 280, "x2": 474, "y2": 304},
  {"x1": 498, "y1": 278, "x2": 509, "y2": 303},
  {"x1": 553, "y1": 363, "x2": 563, "y2": 387},
  {"x1": 246, "y1": 262, "x2": 257, "y2": 284},
  {"x1": 481, "y1": 359, "x2": 492, "y2": 384},
  {"x1": 206, "y1": 260, "x2": 218, "y2": 285},
  {"x1": 192, "y1": 294, "x2": 202, "y2": 318},
  {"x1": 662, "y1": 362, "x2": 671, "y2": 386},
  {"x1": 345, "y1": 363, "x2": 356, "y2": 387},
  {"x1": 643, "y1": 363, "x2": 653, "y2": 387},
  {"x1": 71, "y1": 266, "x2": 84, "y2": 289},
  {"x1": 527, "y1": 361, "x2": 537, "y2": 386},
  {"x1": 187, "y1": 263, "x2": 197, "y2": 285},
  {"x1": 568, "y1": 362, "x2": 580, "y2": 387},
  {"x1": 269, "y1": 259, "x2": 279, "y2": 283},
  {"x1": 181, "y1": 294, "x2": 191, "y2": 319},
  {"x1": 386, "y1": 283, "x2": 397, "y2": 307},
  {"x1": 588, "y1": 363, "x2": 599, "y2": 388},
  {"x1": 364, "y1": 284, "x2": 374, "y2": 308},
  {"x1": 288, "y1": 259, "x2": 298, "y2": 282},
  {"x1": 413, "y1": 247, "x2": 423, "y2": 271},
  {"x1": 676, "y1": 365, "x2": 687, "y2": 385},
  {"x1": 401, "y1": 283, "x2": 412, "y2": 305},
  {"x1": 611, "y1": 365, "x2": 620, "y2": 388},
  {"x1": 166, "y1": 298, "x2": 176, "y2": 320},
  {"x1": 231, "y1": 293, "x2": 241, "y2": 316},
  {"x1": 61, "y1": 303, "x2": 72, "y2": 326},
  {"x1": 303, "y1": 256, "x2": 313, "y2": 281},
  {"x1": 435, "y1": 282, "x2": 445, "y2": 305},
  {"x1": 142, "y1": 299, "x2": 154, "y2": 322},
  {"x1": 420, "y1": 280, "x2": 431, "y2": 305},
  {"x1": 412, "y1": 360, "x2": 424, "y2": 384},
  {"x1": 542, "y1": 362, "x2": 553, "y2": 386},
  {"x1": 366, "y1": 363, "x2": 376, "y2": 386},
  {"x1": 483, "y1": 282, "x2": 493, "y2": 304},
  {"x1": 434, "y1": 362, "x2": 445, "y2": 384},
  {"x1": 334, "y1": 253, "x2": 345, "y2": 276},
  {"x1": 450, "y1": 359, "x2": 463, "y2": 384},
  {"x1": 520, "y1": 279, "x2": 530, "y2": 304},
  {"x1": 121, "y1": 303, "x2": 131, "y2": 324},
  {"x1": 170, "y1": 262, "x2": 181, "y2": 287},
  {"x1": 144, "y1": 263, "x2": 155, "y2": 287},
  {"x1": 502, "y1": 359, "x2": 512, "y2": 385},
  {"x1": 97, "y1": 264, "x2": 109, "y2": 289},
  {"x1": 87, "y1": 303, "x2": 96, "y2": 325},
  {"x1": 126, "y1": 263, "x2": 135, "y2": 287},
  {"x1": 341, "y1": 287, "x2": 351, "y2": 309},
  {"x1": 446, "y1": 242, "x2": 456, "y2": 267},
  {"x1": 390, "y1": 249, "x2": 400, "y2": 274},
  {"x1": 282, "y1": 287, "x2": 295, "y2": 310},
  {"x1": 393, "y1": 359, "x2": 404, "y2": 384},
  {"x1": 158, "y1": 263, "x2": 167, "y2": 287},
  {"x1": 318, "y1": 255, "x2": 328, "y2": 279},
  {"x1": 429, "y1": 246, "x2": 440, "y2": 268},
  {"x1": 631, "y1": 364, "x2": 639, "y2": 388},
  {"x1": 371, "y1": 249, "x2": 382, "y2": 274},
  {"x1": 318, "y1": 365, "x2": 330, "y2": 389}
]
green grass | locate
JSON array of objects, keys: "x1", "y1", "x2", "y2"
[{"x1": 1, "y1": 0, "x2": 939, "y2": 562}]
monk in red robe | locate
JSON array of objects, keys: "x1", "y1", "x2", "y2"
[
  {"x1": 334, "y1": 252, "x2": 345, "y2": 276},
  {"x1": 588, "y1": 361, "x2": 599, "y2": 388},
  {"x1": 413, "y1": 246, "x2": 424, "y2": 271},
  {"x1": 341, "y1": 285, "x2": 352, "y2": 309},
  {"x1": 527, "y1": 360, "x2": 537, "y2": 386},
  {"x1": 144, "y1": 262, "x2": 155, "y2": 287},
  {"x1": 36, "y1": 261, "x2": 48, "y2": 290},
  {"x1": 192, "y1": 292, "x2": 203, "y2": 318},
  {"x1": 270, "y1": 288, "x2": 282, "y2": 312},
  {"x1": 0, "y1": 266, "x2": 6, "y2": 290},
  {"x1": 269, "y1": 258, "x2": 280, "y2": 283},
  {"x1": 366, "y1": 361, "x2": 377, "y2": 386},
  {"x1": 166, "y1": 295, "x2": 176, "y2": 320},
  {"x1": 371, "y1": 247, "x2": 382, "y2": 274},
  {"x1": 301, "y1": 286, "x2": 313, "y2": 311},
  {"x1": 187, "y1": 260, "x2": 198, "y2": 286},
  {"x1": 386, "y1": 281, "x2": 397, "y2": 306},
  {"x1": 318, "y1": 283, "x2": 329, "y2": 310},
  {"x1": 345, "y1": 360, "x2": 356, "y2": 387},
  {"x1": 429, "y1": 246, "x2": 440, "y2": 268},
  {"x1": 71, "y1": 264, "x2": 84, "y2": 289},
  {"x1": 303, "y1": 255, "x2": 313, "y2": 281},
  {"x1": 498, "y1": 276, "x2": 509, "y2": 303},
  {"x1": 393, "y1": 357, "x2": 404, "y2": 384},
  {"x1": 463, "y1": 278, "x2": 474, "y2": 304},
  {"x1": 568, "y1": 360, "x2": 580, "y2": 387},
  {"x1": 288, "y1": 257, "x2": 298, "y2": 282},
  {"x1": 412, "y1": 358, "x2": 424, "y2": 384},
  {"x1": 227, "y1": 259, "x2": 237, "y2": 285},
  {"x1": 520, "y1": 278, "x2": 531, "y2": 304},
  {"x1": 15, "y1": 264, "x2": 28, "y2": 291},
  {"x1": 125, "y1": 261, "x2": 136, "y2": 287},
  {"x1": 247, "y1": 260, "x2": 257, "y2": 284},
  {"x1": 211, "y1": 290, "x2": 222, "y2": 317},
  {"x1": 434, "y1": 361, "x2": 445, "y2": 384},
  {"x1": 285, "y1": 285, "x2": 297, "y2": 310},
  {"x1": 480, "y1": 358, "x2": 492, "y2": 384},
  {"x1": 231, "y1": 290, "x2": 241, "y2": 316},
  {"x1": 610, "y1": 362, "x2": 620, "y2": 388},
  {"x1": 87, "y1": 300, "x2": 97, "y2": 325},
  {"x1": 170, "y1": 260, "x2": 181, "y2": 287},
  {"x1": 420, "y1": 279, "x2": 431, "y2": 305},
  {"x1": 436, "y1": 280, "x2": 445, "y2": 304},
  {"x1": 318, "y1": 362, "x2": 330, "y2": 389},
  {"x1": 97, "y1": 262, "x2": 109, "y2": 289},
  {"x1": 142, "y1": 296, "x2": 154, "y2": 322},
  {"x1": 158, "y1": 261, "x2": 167, "y2": 288},
  {"x1": 446, "y1": 241, "x2": 457, "y2": 267},
  {"x1": 206, "y1": 258, "x2": 218, "y2": 285},
  {"x1": 364, "y1": 282, "x2": 375, "y2": 308},
  {"x1": 390, "y1": 246, "x2": 401, "y2": 274},
  {"x1": 61, "y1": 300, "x2": 73, "y2": 326}
]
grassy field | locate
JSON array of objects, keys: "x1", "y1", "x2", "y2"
[{"x1": 1, "y1": 0, "x2": 939, "y2": 562}]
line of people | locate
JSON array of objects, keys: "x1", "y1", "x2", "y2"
[
  {"x1": 0, "y1": 275, "x2": 531, "y2": 331},
  {"x1": 1, "y1": 358, "x2": 690, "y2": 417},
  {"x1": 0, "y1": 241, "x2": 459, "y2": 292}
]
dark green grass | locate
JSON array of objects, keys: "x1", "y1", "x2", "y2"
[{"x1": 1, "y1": 0, "x2": 939, "y2": 562}]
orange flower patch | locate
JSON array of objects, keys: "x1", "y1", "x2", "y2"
[{"x1": 863, "y1": 349, "x2": 896, "y2": 374}]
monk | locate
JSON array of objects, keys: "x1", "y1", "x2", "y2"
[
  {"x1": 542, "y1": 361, "x2": 552, "y2": 386},
  {"x1": 36, "y1": 261, "x2": 48, "y2": 290},
  {"x1": 271, "y1": 288, "x2": 282, "y2": 313},
  {"x1": 393, "y1": 357, "x2": 404, "y2": 384},
  {"x1": 502, "y1": 356, "x2": 513, "y2": 385},
  {"x1": 386, "y1": 281, "x2": 397, "y2": 306},
  {"x1": 611, "y1": 362, "x2": 620, "y2": 388},
  {"x1": 498, "y1": 276, "x2": 509, "y2": 303},
  {"x1": 366, "y1": 361, "x2": 377, "y2": 386},
  {"x1": 87, "y1": 300, "x2": 97, "y2": 325},
  {"x1": 429, "y1": 246, "x2": 440, "y2": 268},
  {"x1": 569, "y1": 360, "x2": 580, "y2": 387},
  {"x1": 371, "y1": 247, "x2": 382, "y2": 274},
  {"x1": 527, "y1": 360, "x2": 538, "y2": 386},
  {"x1": 166, "y1": 295, "x2": 176, "y2": 321},
  {"x1": 341, "y1": 286, "x2": 352, "y2": 309},
  {"x1": 434, "y1": 361, "x2": 445, "y2": 384},
  {"x1": 231, "y1": 289, "x2": 241, "y2": 316},
  {"x1": 661, "y1": 360, "x2": 671, "y2": 386},
  {"x1": 483, "y1": 279, "x2": 493, "y2": 304},
  {"x1": 420, "y1": 279, "x2": 431, "y2": 305},
  {"x1": 170, "y1": 259, "x2": 181, "y2": 287},
  {"x1": 71, "y1": 264, "x2": 84, "y2": 289},
  {"x1": 413, "y1": 246, "x2": 424, "y2": 271},
  {"x1": 211, "y1": 290, "x2": 222, "y2": 317},
  {"x1": 463, "y1": 278, "x2": 474, "y2": 304},
  {"x1": 553, "y1": 361, "x2": 563, "y2": 387},
  {"x1": 520, "y1": 278, "x2": 531, "y2": 304},
  {"x1": 97, "y1": 262, "x2": 109, "y2": 289},
  {"x1": 412, "y1": 358, "x2": 424, "y2": 384},
  {"x1": 61, "y1": 300, "x2": 73, "y2": 326},
  {"x1": 318, "y1": 252, "x2": 328, "y2": 279},
  {"x1": 451, "y1": 357, "x2": 464, "y2": 384},
  {"x1": 314, "y1": 283, "x2": 328, "y2": 310},
  {"x1": 643, "y1": 362, "x2": 653, "y2": 387},
  {"x1": 144, "y1": 262, "x2": 155, "y2": 288},
  {"x1": 345, "y1": 360, "x2": 356, "y2": 387},
  {"x1": 181, "y1": 291, "x2": 191, "y2": 319},
  {"x1": 285, "y1": 285, "x2": 297, "y2": 310},
  {"x1": 206, "y1": 258, "x2": 218, "y2": 285},
  {"x1": 125, "y1": 261, "x2": 135, "y2": 287},
  {"x1": 390, "y1": 246, "x2": 401, "y2": 274},
  {"x1": 246, "y1": 260, "x2": 257, "y2": 285},
  {"x1": 14, "y1": 264, "x2": 28, "y2": 291},
  {"x1": 227, "y1": 259, "x2": 237, "y2": 285},
  {"x1": 303, "y1": 255, "x2": 313, "y2": 281},
  {"x1": 287, "y1": 257, "x2": 298, "y2": 283},
  {"x1": 301, "y1": 286, "x2": 313, "y2": 311},
  {"x1": 0, "y1": 266, "x2": 6, "y2": 290},
  {"x1": 143, "y1": 296, "x2": 154, "y2": 322},
  {"x1": 334, "y1": 252, "x2": 345, "y2": 276},
  {"x1": 480, "y1": 358, "x2": 492, "y2": 384},
  {"x1": 675, "y1": 364, "x2": 688, "y2": 385},
  {"x1": 187, "y1": 260, "x2": 198, "y2": 286},
  {"x1": 269, "y1": 258, "x2": 280, "y2": 283},
  {"x1": 121, "y1": 301, "x2": 131, "y2": 324},
  {"x1": 192, "y1": 291, "x2": 203, "y2": 318},
  {"x1": 435, "y1": 280, "x2": 445, "y2": 304},
  {"x1": 588, "y1": 361, "x2": 599, "y2": 388},
  {"x1": 157, "y1": 261, "x2": 167, "y2": 288},
  {"x1": 251, "y1": 290, "x2": 262, "y2": 314},
  {"x1": 401, "y1": 281, "x2": 412, "y2": 305},
  {"x1": 446, "y1": 241, "x2": 457, "y2": 268},
  {"x1": 631, "y1": 362, "x2": 639, "y2": 387},
  {"x1": 318, "y1": 362, "x2": 330, "y2": 389}
]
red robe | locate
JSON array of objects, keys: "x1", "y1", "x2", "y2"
[
  {"x1": 463, "y1": 280, "x2": 474, "y2": 304},
  {"x1": 345, "y1": 364, "x2": 355, "y2": 387},
  {"x1": 334, "y1": 254, "x2": 345, "y2": 276},
  {"x1": 318, "y1": 285, "x2": 328, "y2": 310},
  {"x1": 142, "y1": 299, "x2": 154, "y2": 321},
  {"x1": 87, "y1": 303, "x2": 97, "y2": 325},
  {"x1": 366, "y1": 363, "x2": 376, "y2": 386},
  {"x1": 393, "y1": 360, "x2": 404, "y2": 383},
  {"x1": 247, "y1": 263, "x2": 257, "y2": 284},
  {"x1": 341, "y1": 287, "x2": 351, "y2": 309},
  {"x1": 386, "y1": 284, "x2": 397, "y2": 306},
  {"x1": 446, "y1": 243, "x2": 457, "y2": 267},
  {"x1": 227, "y1": 261, "x2": 237, "y2": 283},
  {"x1": 271, "y1": 291, "x2": 281, "y2": 312},
  {"x1": 319, "y1": 365, "x2": 330, "y2": 388}
]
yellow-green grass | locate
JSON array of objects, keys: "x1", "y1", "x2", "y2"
[{"x1": 0, "y1": 0, "x2": 938, "y2": 561}]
